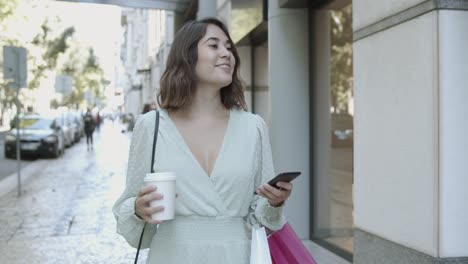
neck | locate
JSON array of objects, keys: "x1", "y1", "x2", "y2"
[{"x1": 179, "y1": 84, "x2": 227, "y2": 119}]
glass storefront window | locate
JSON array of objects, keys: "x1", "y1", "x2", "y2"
[
  {"x1": 311, "y1": 3, "x2": 353, "y2": 259},
  {"x1": 252, "y1": 43, "x2": 270, "y2": 125},
  {"x1": 231, "y1": 0, "x2": 264, "y2": 43},
  {"x1": 326, "y1": 3, "x2": 354, "y2": 254}
]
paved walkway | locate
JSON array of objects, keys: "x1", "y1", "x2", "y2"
[
  {"x1": 0, "y1": 119, "x2": 350, "y2": 264},
  {"x1": 0, "y1": 121, "x2": 149, "y2": 263}
]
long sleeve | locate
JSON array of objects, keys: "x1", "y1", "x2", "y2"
[
  {"x1": 112, "y1": 111, "x2": 158, "y2": 248},
  {"x1": 245, "y1": 115, "x2": 286, "y2": 232}
]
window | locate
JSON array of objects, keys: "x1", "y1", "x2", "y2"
[
  {"x1": 327, "y1": 2, "x2": 353, "y2": 253},
  {"x1": 311, "y1": 2, "x2": 354, "y2": 260}
]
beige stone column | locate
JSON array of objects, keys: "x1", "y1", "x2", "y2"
[{"x1": 353, "y1": 0, "x2": 468, "y2": 262}]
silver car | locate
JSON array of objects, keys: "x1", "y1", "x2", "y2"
[
  {"x1": 4, "y1": 115, "x2": 66, "y2": 158},
  {"x1": 56, "y1": 112, "x2": 75, "y2": 147}
]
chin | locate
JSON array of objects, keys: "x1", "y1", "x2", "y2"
[
  {"x1": 219, "y1": 81, "x2": 233, "y2": 88},
  {"x1": 213, "y1": 77, "x2": 233, "y2": 88}
]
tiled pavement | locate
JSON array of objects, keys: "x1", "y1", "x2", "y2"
[
  {"x1": 0, "y1": 121, "x2": 147, "y2": 263},
  {"x1": 0, "y1": 120, "x2": 350, "y2": 264}
]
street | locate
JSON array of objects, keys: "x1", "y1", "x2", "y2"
[
  {"x1": 0, "y1": 120, "x2": 148, "y2": 263},
  {"x1": 0, "y1": 131, "x2": 33, "y2": 182}
]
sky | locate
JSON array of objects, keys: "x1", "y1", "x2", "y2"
[
  {"x1": 3, "y1": 0, "x2": 123, "y2": 113},
  {"x1": 42, "y1": 0, "x2": 122, "y2": 82}
]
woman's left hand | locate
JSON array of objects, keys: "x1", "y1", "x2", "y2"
[{"x1": 256, "y1": 181, "x2": 293, "y2": 207}]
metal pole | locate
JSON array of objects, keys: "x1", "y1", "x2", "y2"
[
  {"x1": 15, "y1": 86, "x2": 21, "y2": 197},
  {"x1": 14, "y1": 49, "x2": 21, "y2": 197}
]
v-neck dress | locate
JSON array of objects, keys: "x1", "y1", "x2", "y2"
[{"x1": 112, "y1": 109, "x2": 286, "y2": 264}]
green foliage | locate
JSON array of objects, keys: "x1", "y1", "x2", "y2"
[
  {"x1": 0, "y1": 0, "x2": 21, "y2": 125},
  {"x1": 28, "y1": 19, "x2": 75, "y2": 90},
  {"x1": 231, "y1": 7, "x2": 262, "y2": 43},
  {"x1": 0, "y1": 0, "x2": 19, "y2": 23},
  {"x1": 58, "y1": 45, "x2": 106, "y2": 108},
  {"x1": 0, "y1": 79, "x2": 17, "y2": 124},
  {"x1": 330, "y1": 5, "x2": 353, "y2": 114},
  {"x1": 46, "y1": 27, "x2": 75, "y2": 66},
  {"x1": 0, "y1": 1, "x2": 106, "y2": 125}
]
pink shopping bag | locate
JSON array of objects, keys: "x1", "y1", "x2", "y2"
[{"x1": 267, "y1": 223, "x2": 317, "y2": 264}]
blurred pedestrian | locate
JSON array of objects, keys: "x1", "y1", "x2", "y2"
[
  {"x1": 126, "y1": 113, "x2": 135, "y2": 132},
  {"x1": 83, "y1": 109, "x2": 95, "y2": 150},
  {"x1": 95, "y1": 112, "x2": 101, "y2": 132},
  {"x1": 142, "y1": 103, "x2": 153, "y2": 114},
  {"x1": 113, "y1": 18, "x2": 293, "y2": 264},
  {"x1": 26, "y1": 106, "x2": 36, "y2": 114}
]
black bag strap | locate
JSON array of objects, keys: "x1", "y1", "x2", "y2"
[
  {"x1": 134, "y1": 110, "x2": 159, "y2": 264},
  {"x1": 150, "y1": 110, "x2": 159, "y2": 173}
]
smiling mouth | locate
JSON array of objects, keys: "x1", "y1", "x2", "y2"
[{"x1": 217, "y1": 65, "x2": 231, "y2": 70}]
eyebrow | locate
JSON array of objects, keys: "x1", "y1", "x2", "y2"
[{"x1": 203, "y1": 37, "x2": 232, "y2": 45}]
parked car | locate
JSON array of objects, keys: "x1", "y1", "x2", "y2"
[
  {"x1": 71, "y1": 111, "x2": 85, "y2": 140},
  {"x1": 65, "y1": 112, "x2": 81, "y2": 143},
  {"x1": 56, "y1": 112, "x2": 75, "y2": 147},
  {"x1": 331, "y1": 113, "x2": 353, "y2": 148},
  {"x1": 4, "y1": 115, "x2": 65, "y2": 158}
]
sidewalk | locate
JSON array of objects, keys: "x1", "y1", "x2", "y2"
[
  {"x1": 0, "y1": 120, "x2": 349, "y2": 264},
  {"x1": 0, "y1": 121, "x2": 147, "y2": 263}
]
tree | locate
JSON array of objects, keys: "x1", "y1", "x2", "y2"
[
  {"x1": 0, "y1": 0, "x2": 20, "y2": 125},
  {"x1": 0, "y1": 0, "x2": 19, "y2": 23},
  {"x1": 1, "y1": 0, "x2": 108, "y2": 126},
  {"x1": 0, "y1": 14, "x2": 74, "y2": 125},
  {"x1": 58, "y1": 45, "x2": 106, "y2": 108},
  {"x1": 29, "y1": 19, "x2": 75, "y2": 89},
  {"x1": 330, "y1": 5, "x2": 353, "y2": 114},
  {"x1": 0, "y1": 80, "x2": 16, "y2": 125}
]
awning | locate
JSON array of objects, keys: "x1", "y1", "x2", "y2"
[
  {"x1": 279, "y1": 0, "x2": 350, "y2": 9},
  {"x1": 56, "y1": 0, "x2": 190, "y2": 12}
]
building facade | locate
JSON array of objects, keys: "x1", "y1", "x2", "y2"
[
  {"x1": 211, "y1": 0, "x2": 468, "y2": 263},
  {"x1": 352, "y1": 1, "x2": 468, "y2": 263},
  {"x1": 118, "y1": 2, "x2": 195, "y2": 117},
  {"x1": 61, "y1": 0, "x2": 468, "y2": 263}
]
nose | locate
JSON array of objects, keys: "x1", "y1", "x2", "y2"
[{"x1": 219, "y1": 46, "x2": 230, "y2": 58}]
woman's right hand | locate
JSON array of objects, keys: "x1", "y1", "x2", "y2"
[{"x1": 135, "y1": 185, "x2": 165, "y2": 224}]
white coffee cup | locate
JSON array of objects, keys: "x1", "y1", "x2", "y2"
[{"x1": 144, "y1": 172, "x2": 177, "y2": 221}]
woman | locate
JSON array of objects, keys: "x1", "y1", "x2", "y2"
[{"x1": 113, "y1": 18, "x2": 293, "y2": 264}]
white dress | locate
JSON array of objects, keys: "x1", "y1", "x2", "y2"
[{"x1": 112, "y1": 109, "x2": 286, "y2": 264}]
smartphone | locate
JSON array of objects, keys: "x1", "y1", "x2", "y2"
[
  {"x1": 267, "y1": 172, "x2": 301, "y2": 188},
  {"x1": 254, "y1": 172, "x2": 301, "y2": 194}
]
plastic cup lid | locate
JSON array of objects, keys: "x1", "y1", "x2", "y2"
[{"x1": 144, "y1": 172, "x2": 176, "y2": 182}]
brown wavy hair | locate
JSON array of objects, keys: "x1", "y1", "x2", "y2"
[{"x1": 157, "y1": 18, "x2": 247, "y2": 111}]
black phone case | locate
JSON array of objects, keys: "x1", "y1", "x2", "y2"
[{"x1": 267, "y1": 172, "x2": 301, "y2": 188}]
